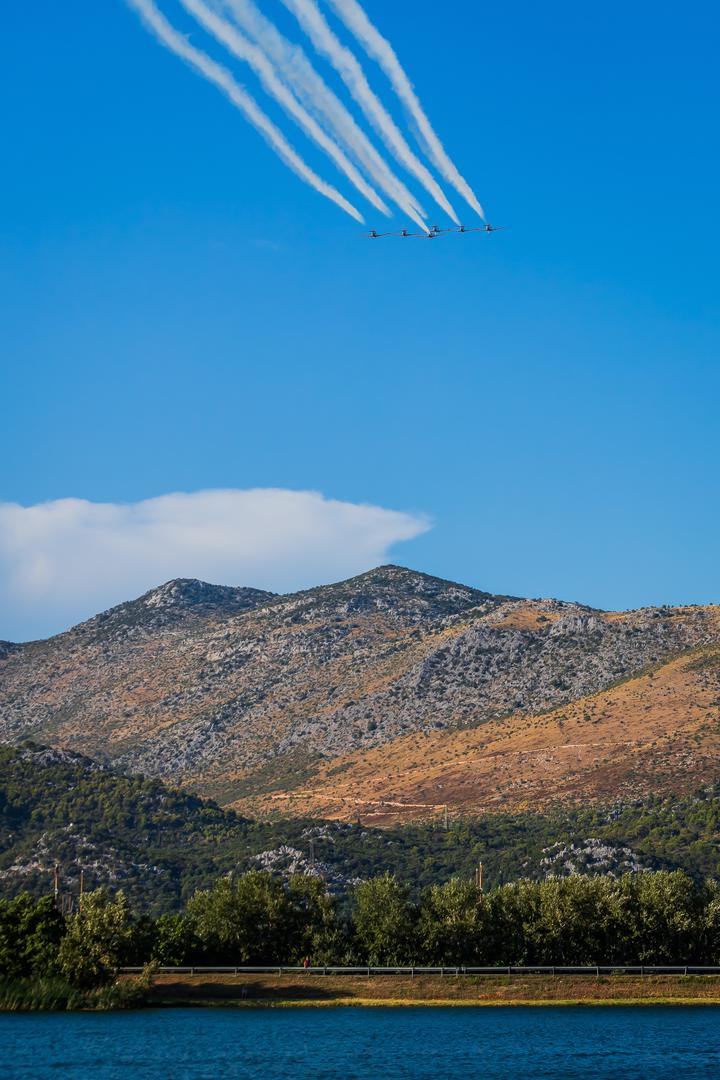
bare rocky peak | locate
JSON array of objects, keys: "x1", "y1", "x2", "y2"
[
  {"x1": 139, "y1": 578, "x2": 273, "y2": 613},
  {"x1": 69, "y1": 578, "x2": 276, "y2": 643},
  {"x1": 265, "y1": 565, "x2": 507, "y2": 627}
]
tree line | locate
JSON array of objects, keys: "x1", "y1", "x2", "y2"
[{"x1": 3, "y1": 868, "x2": 720, "y2": 995}]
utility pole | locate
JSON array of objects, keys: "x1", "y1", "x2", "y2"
[
  {"x1": 443, "y1": 804, "x2": 449, "y2": 830},
  {"x1": 474, "y1": 861, "x2": 484, "y2": 892},
  {"x1": 53, "y1": 864, "x2": 60, "y2": 909},
  {"x1": 79, "y1": 869, "x2": 85, "y2": 913}
]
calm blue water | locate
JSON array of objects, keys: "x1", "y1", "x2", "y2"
[{"x1": 3, "y1": 1006, "x2": 720, "y2": 1079}]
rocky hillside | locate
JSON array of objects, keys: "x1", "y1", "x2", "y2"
[
  {"x1": 0, "y1": 566, "x2": 718, "y2": 814},
  {"x1": 260, "y1": 642, "x2": 720, "y2": 824}
]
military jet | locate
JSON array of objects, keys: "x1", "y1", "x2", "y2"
[
  {"x1": 364, "y1": 223, "x2": 504, "y2": 239},
  {"x1": 454, "y1": 223, "x2": 505, "y2": 233}
]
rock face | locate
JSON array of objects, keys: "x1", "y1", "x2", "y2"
[
  {"x1": 73, "y1": 579, "x2": 276, "y2": 642},
  {"x1": 0, "y1": 565, "x2": 718, "y2": 809},
  {"x1": 540, "y1": 839, "x2": 644, "y2": 877}
]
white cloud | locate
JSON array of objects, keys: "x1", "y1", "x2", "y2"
[{"x1": 0, "y1": 489, "x2": 430, "y2": 642}]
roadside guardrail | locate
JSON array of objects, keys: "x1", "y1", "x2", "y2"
[{"x1": 118, "y1": 965, "x2": 720, "y2": 976}]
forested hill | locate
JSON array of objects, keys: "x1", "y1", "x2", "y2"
[{"x1": 2, "y1": 745, "x2": 720, "y2": 914}]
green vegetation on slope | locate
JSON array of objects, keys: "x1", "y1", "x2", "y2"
[{"x1": 2, "y1": 744, "x2": 720, "y2": 916}]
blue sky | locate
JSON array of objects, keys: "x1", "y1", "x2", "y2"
[{"x1": 2, "y1": 0, "x2": 719, "y2": 637}]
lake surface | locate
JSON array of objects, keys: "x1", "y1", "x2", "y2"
[{"x1": 3, "y1": 1006, "x2": 720, "y2": 1079}]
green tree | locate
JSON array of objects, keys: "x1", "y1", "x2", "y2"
[
  {"x1": 418, "y1": 879, "x2": 486, "y2": 964},
  {"x1": 0, "y1": 893, "x2": 65, "y2": 978},
  {"x1": 149, "y1": 913, "x2": 201, "y2": 966},
  {"x1": 530, "y1": 877, "x2": 625, "y2": 965},
  {"x1": 617, "y1": 871, "x2": 703, "y2": 963},
  {"x1": 286, "y1": 874, "x2": 346, "y2": 964},
  {"x1": 352, "y1": 874, "x2": 416, "y2": 965},
  {"x1": 187, "y1": 871, "x2": 291, "y2": 963},
  {"x1": 702, "y1": 880, "x2": 720, "y2": 964},
  {"x1": 486, "y1": 880, "x2": 543, "y2": 964},
  {"x1": 58, "y1": 889, "x2": 135, "y2": 988}
]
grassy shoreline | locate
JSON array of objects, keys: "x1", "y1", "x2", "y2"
[
  {"x1": 141, "y1": 973, "x2": 720, "y2": 1008},
  {"x1": 7, "y1": 973, "x2": 720, "y2": 1012}
]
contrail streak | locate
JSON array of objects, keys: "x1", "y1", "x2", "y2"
[
  {"x1": 215, "y1": 0, "x2": 428, "y2": 229},
  {"x1": 326, "y1": 0, "x2": 485, "y2": 220},
  {"x1": 280, "y1": 0, "x2": 458, "y2": 224},
  {"x1": 124, "y1": 0, "x2": 364, "y2": 222},
  {"x1": 177, "y1": 0, "x2": 390, "y2": 215}
]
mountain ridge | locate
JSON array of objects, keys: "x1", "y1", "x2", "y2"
[{"x1": 1, "y1": 565, "x2": 718, "y2": 819}]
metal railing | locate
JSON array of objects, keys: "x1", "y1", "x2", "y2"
[{"x1": 119, "y1": 964, "x2": 720, "y2": 977}]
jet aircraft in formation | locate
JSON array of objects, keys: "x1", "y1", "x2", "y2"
[{"x1": 365, "y1": 224, "x2": 504, "y2": 239}]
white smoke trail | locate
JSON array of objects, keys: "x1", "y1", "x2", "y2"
[
  {"x1": 280, "y1": 0, "x2": 458, "y2": 225},
  {"x1": 177, "y1": 0, "x2": 389, "y2": 215},
  {"x1": 216, "y1": 0, "x2": 428, "y2": 229},
  {"x1": 326, "y1": 0, "x2": 485, "y2": 220},
  {"x1": 124, "y1": 0, "x2": 364, "y2": 222}
]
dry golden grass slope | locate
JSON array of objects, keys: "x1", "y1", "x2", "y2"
[{"x1": 235, "y1": 641, "x2": 720, "y2": 825}]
